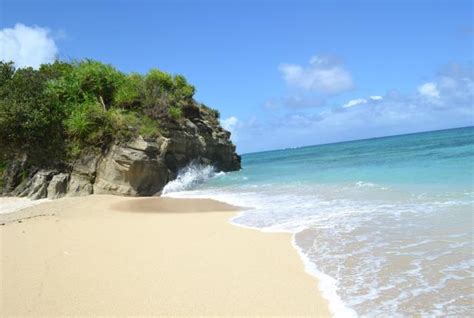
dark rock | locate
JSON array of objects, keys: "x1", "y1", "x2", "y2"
[
  {"x1": 2, "y1": 155, "x2": 27, "y2": 194},
  {"x1": 67, "y1": 152, "x2": 100, "y2": 197},
  {"x1": 161, "y1": 109, "x2": 241, "y2": 173},
  {"x1": 67, "y1": 173, "x2": 94, "y2": 197},
  {"x1": 19, "y1": 170, "x2": 56, "y2": 200},
  {"x1": 47, "y1": 173, "x2": 69, "y2": 199}
]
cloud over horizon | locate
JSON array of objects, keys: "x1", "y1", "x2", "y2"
[
  {"x1": 0, "y1": 23, "x2": 58, "y2": 69},
  {"x1": 278, "y1": 55, "x2": 354, "y2": 94},
  {"x1": 236, "y1": 63, "x2": 473, "y2": 153},
  {"x1": 418, "y1": 82, "x2": 440, "y2": 99}
]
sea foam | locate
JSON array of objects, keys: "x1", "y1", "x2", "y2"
[{"x1": 162, "y1": 163, "x2": 224, "y2": 195}]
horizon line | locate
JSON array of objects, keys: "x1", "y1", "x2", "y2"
[{"x1": 240, "y1": 125, "x2": 474, "y2": 156}]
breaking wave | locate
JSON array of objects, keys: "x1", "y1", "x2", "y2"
[{"x1": 162, "y1": 163, "x2": 224, "y2": 195}]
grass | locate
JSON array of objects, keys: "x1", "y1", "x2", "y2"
[
  {"x1": 109, "y1": 109, "x2": 160, "y2": 140},
  {"x1": 168, "y1": 106, "x2": 183, "y2": 120}
]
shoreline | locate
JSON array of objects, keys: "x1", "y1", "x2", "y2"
[
  {"x1": 1, "y1": 195, "x2": 331, "y2": 316},
  {"x1": 227, "y1": 212, "x2": 356, "y2": 318}
]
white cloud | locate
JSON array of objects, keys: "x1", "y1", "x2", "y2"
[
  {"x1": 0, "y1": 23, "x2": 58, "y2": 69},
  {"x1": 221, "y1": 116, "x2": 239, "y2": 131},
  {"x1": 279, "y1": 55, "x2": 353, "y2": 94},
  {"x1": 342, "y1": 95, "x2": 383, "y2": 108},
  {"x1": 343, "y1": 98, "x2": 367, "y2": 108},
  {"x1": 417, "y1": 82, "x2": 440, "y2": 99},
  {"x1": 235, "y1": 64, "x2": 473, "y2": 153},
  {"x1": 369, "y1": 95, "x2": 383, "y2": 101},
  {"x1": 220, "y1": 116, "x2": 241, "y2": 142}
]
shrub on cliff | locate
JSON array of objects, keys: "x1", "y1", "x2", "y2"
[
  {"x1": 108, "y1": 109, "x2": 160, "y2": 140},
  {"x1": 115, "y1": 73, "x2": 145, "y2": 109},
  {"x1": 0, "y1": 59, "x2": 200, "y2": 166},
  {"x1": 168, "y1": 106, "x2": 183, "y2": 120},
  {"x1": 46, "y1": 60, "x2": 123, "y2": 110},
  {"x1": 142, "y1": 69, "x2": 196, "y2": 119},
  {"x1": 65, "y1": 100, "x2": 114, "y2": 146}
]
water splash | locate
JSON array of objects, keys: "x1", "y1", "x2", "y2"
[{"x1": 162, "y1": 162, "x2": 224, "y2": 195}]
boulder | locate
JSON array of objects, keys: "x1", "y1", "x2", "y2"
[
  {"x1": 19, "y1": 170, "x2": 56, "y2": 200},
  {"x1": 67, "y1": 173, "x2": 94, "y2": 196},
  {"x1": 47, "y1": 173, "x2": 69, "y2": 199}
]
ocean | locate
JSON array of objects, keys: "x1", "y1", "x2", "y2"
[{"x1": 162, "y1": 126, "x2": 474, "y2": 317}]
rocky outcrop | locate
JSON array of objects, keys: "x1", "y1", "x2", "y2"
[
  {"x1": 2, "y1": 106, "x2": 241, "y2": 200},
  {"x1": 67, "y1": 152, "x2": 100, "y2": 197},
  {"x1": 18, "y1": 170, "x2": 55, "y2": 200},
  {"x1": 47, "y1": 173, "x2": 69, "y2": 199},
  {"x1": 93, "y1": 137, "x2": 170, "y2": 196},
  {"x1": 162, "y1": 106, "x2": 240, "y2": 172},
  {"x1": 2, "y1": 155, "x2": 27, "y2": 194}
]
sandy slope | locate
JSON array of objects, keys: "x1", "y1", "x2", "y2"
[{"x1": 0, "y1": 195, "x2": 330, "y2": 317}]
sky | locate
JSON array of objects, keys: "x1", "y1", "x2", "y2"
[{"x1": 1, "y1": 0, "x2": 473, "y2": 153}]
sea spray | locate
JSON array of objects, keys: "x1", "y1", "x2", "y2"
[{"x1": 162, "y1": 162, "x2": 224, "y2": 195}]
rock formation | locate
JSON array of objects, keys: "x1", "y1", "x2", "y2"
[{"x1": 1, "y1": 106, "x2": 240, "y2": 199}]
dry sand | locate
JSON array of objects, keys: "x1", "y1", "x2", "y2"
[{"x1": 1, "y1": 195, "x2": 330, "y2": 317}]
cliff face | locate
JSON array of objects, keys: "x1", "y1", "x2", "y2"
[{"x1": 2, "y1": 107, "x2": 240, "y2": 199}]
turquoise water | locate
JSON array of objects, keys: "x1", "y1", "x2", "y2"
[{"x1": 163, "y1": 127, "x2": 474, "y2": 317}]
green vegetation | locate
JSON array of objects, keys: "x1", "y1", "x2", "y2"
[
  {"x1": 0, "y1": 59, "x2": 209, "y2": 167},
  {"x1": 108, "y1": 109, "x2": 160, "y2": 139},
  {"x1": 168, "y1": 106, "x2": 183, "y2": 120},
  {"x1": 201, "y1": 104, "x2": 220, "y2": 119}
]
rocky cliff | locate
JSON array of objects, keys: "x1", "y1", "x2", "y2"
[{"x1": 2, "y1": 107, "x2": 240, "y2": 199}]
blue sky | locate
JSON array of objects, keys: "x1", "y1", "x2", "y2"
[{"x1": 1, "y1": 0, "x2": 472, "y2": 153}]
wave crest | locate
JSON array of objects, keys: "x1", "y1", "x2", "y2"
[{"x1": 162, "y1": 163, "x2": 223, "y2": 194}]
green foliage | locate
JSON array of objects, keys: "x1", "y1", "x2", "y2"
[
  {"x1": 108, "y1": 109, "x2": 160, "y2": 140},
  {"x1": 44, "y1": 60, "x2": 123, "y2": 110},
  {"x1": 73, "y1": 60, "x2": 123, "y2": 106},
  {"x1": 146, "y1": 69, "x2": 174, "y2": 92},
  {"x1": 45, "y1": 73, "x2": 82, "y2": 106},
  {"x1": 168, "y1": 106, "x2": 183, "y2": 120},
  {"x1": 143, "y1": 69, "x2": 173, "y2": 111},
  {"x1": 115, "y1": 73, "x2": 144, "y2": 109},
  {"x1": 39, "y1": 60, "x2": 73, "y2": 79},
  {"x1": 65, "y1": 100, "x2": 118, "y2": 149},
  {"x1": 142, "y1": 70, "x2": 196, "y2": 118},
  {"x1": 137, "y1": 114, "x2": 160, "y2": 138},
  {"x1": 0, "y1": 64, "x2": 65, "y2": 162},
  {"x1": 0, "y1": 58, "x2": 218, "y2": 167},
  {"x1": 67, "y1": 142, "x2": 82, "y2": 159},
  {"x1": 173, "y1": 74, "x2": 195, "y2": 100},
  {"x1": 0, "y1": 61, "x2": 15, "y2": 88}
]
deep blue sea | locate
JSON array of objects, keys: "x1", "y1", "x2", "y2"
[{"x1": 163, "y1": 126, "x2": 474, "y2": 317}]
